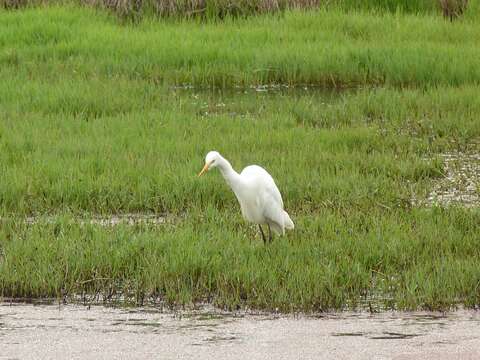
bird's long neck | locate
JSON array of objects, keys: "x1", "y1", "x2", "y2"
[{"x1": 217, "y1": 157, "x2": 245, "y2": 194}]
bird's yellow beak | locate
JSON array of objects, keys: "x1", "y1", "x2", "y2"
[{"x1": 198, "y1": 162, "x2": 210, "y2": 177}]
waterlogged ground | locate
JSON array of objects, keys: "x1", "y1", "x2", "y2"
[
  {"x1": 424, "y1": 148, "x2": 480, "y2": 208},
  {"x1": 1, "y1": 302, "x2": 480, "y2": 360}
]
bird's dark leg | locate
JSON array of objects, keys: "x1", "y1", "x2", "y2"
[
  {"x1": 268, "y1": 224, "x2": 273, "y2": 243},
  {"x1": 258, "y1": 225, "x2": 267, "y2": 244}
]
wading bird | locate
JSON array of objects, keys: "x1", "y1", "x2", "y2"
[{"x1": 198, "y1": 151, "x2": 294, "y2": 243}]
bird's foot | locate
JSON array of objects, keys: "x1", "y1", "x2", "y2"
[{"x1": 258, "y1": 225, "x2": 267, "y2": 244}]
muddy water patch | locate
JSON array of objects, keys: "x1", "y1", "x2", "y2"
[{"x1": 1, "y1": 303, "x2": 479, "y2": 359}]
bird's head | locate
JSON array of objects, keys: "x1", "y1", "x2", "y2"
[{"x1": 198, "y1": 151, "x2": 221, "y2": 177}]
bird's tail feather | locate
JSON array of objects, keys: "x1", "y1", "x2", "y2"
[{"x1": 283, "y1": 211, "x2": 294, "y2": 230}]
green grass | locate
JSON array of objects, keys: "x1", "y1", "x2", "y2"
[
  {"x1": 1, "y1": 208, "x2": 479, "y2": 311},
  {"x1": 1, "y1": 85, "x2": 479, "y2": 215},
  {"x1": 1, "y1": 7, "x2": 480, "y2": 88},
  {"x1": 0, "y1": 6, "x2": 479, "y2": 311}
]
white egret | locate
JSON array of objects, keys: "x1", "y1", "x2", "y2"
[{"x1": 198, "y1": 151, "x2": 294, "y2": 243}]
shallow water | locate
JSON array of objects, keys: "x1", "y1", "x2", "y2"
[
  {"x1": 1, "y1": 303, "x2": 479, "y2": 359},
  {"x1": 0, "y1": 213, "x2": 170, "y2": 227}
]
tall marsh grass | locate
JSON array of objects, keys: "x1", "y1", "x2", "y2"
[{"x1": 1, "y1": 7, "x2": 479, "y2": 88}]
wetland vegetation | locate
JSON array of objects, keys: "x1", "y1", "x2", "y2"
[{"x1": 0, "y1": 3, "x2": 479, "y2": 311}]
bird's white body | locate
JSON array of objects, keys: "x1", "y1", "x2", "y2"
[{"x1": 201, "y1": 151, "x2": 294, "y2": 236}]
